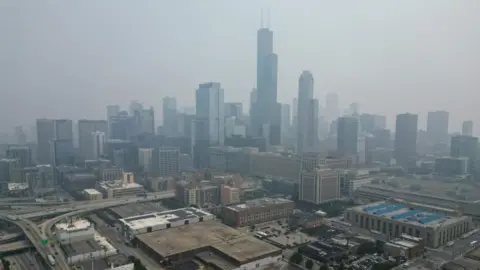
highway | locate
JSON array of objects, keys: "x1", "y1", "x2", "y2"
[{"x1": 1, "y1": 191, "x2": 175, "y2": 218}]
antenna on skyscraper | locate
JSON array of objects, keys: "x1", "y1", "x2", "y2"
[
  {"x1": 266, "y1": 7, "x2": 271, "y2": 28},
  {"x1": 260, "y1": 8, "x2": 264, "y2": 28}
]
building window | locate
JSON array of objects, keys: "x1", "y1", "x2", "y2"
[
  {"x1": 166, "y1": 223, "x2": 171, "y2": 228},
  {"x1": 199, "y1": 217, "x2": 204, "y2": 222},
  {"x1": 184, "y1": 220, "x2": 189, "y2": 225},
  {"x1": 147, "y1": 227, "x2": 152, "y2": 233}
]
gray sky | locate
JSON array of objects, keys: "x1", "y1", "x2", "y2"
[{"x1": 1, "y1": 0, "x2": 479, "y2": 133}]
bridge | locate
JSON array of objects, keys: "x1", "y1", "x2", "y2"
[{"x1": 0, "y1": 240, "x2": 32, "y2": 254}]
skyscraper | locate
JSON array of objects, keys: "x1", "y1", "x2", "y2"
[
  {"x1": 248, "y1": 88, "x2": 257, "y2": 137},
  {"x1": 462, "y1": 120, "x2": 473, "y2": 136},
  {"x1": 325, "y1": 93, "x2": 339, "y2": 123},
  {"x1": 90, "y1": 131, "x2": 106, "y2": 160},
  {"x1": 141, "y1": 107, "x2": 155, "y2": 135},
  {"x1": 194, "y1": 82, "x2": 225, "y2": 168},
  {"x1": 394, "y1": 113, "x2": 418, "y2": 167},
  {"x1": 110, "y1": 111, "x2": 136, "y2": 140},
  {"x1": 36, "y1": 119, "x2": 73, "y2": 165},
  {"x1": 251, "y1": 27, "x2": 279, "y2": 144},
  {"x1": 426, "y1": 110, "x2": 449, "y2": 145},
  {"x1": 450, "y1": 135, "x2": 478, "y2": 174},
  {"x1": 280, "y1": 103, "x2": 291, "y2": 145},
  {"x1": 224, "y1": 102, "x2": 243, "y2": 119},
  {"x1": 297, "y1": 71, "x2": 315, "y2": 153},
  {"x1": 106, "y1": 105, "x2": 120, "y2": 138},
  {"x1": 163, "y1": 97, "x2": 178, "y2": 137},
  {"x1": 78, "y1": 120, "x2": 108, "y2": 160},
  {"x1": 6, "y1": 146, "x2": 32, "y2": 168},
  {"x1": 337, "y1": 116, "x2": 359, "y2": 156}
]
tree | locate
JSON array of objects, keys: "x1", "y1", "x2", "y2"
[
  {"x1": 1, "y1": 258, "x2": 10, "y2": 270},
  {"x1": 305, "y1": 259, "x2": 314, "y2": 269},
  {"x1": 320, "y1": 264, "x2": 329, "y2": 270},
  {"x1": 289, "y1": 252, "x2": 303, "y2": 265},
  {"x1": 338, "y1": 262, "x2": 346, "y2": 270}
]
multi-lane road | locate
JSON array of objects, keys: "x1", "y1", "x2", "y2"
[{"x1": 1, "y1": 191, "x2": 175, "y2": 218}]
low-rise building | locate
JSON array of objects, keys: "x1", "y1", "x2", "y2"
[
  {"x1": 435, "y1": 156, "x2": 469, "y2": 176},
  {"x1": 61, "y1": 234, "x2": 118, "y2": 264},
  {"x1": 289, "y1": 212, "x2": 324, "y2": 229},
  {"x1": 55, "y1": 219, "x2": 95, "y2": 244},
  {"x1": 384, "y1": 234, "x2": 424, "y2": 259},
  {"x1": 95, "y1": 180, "x2": 144, "y2": 199},
  {"x1": 147, "y1": 176, "x2": 175, "y2": 192},
  {"x1": 83, "y1": 189, "x2": 102, "y2": 200},
  {"x1": 118, "y1": 207, "x2": 214, "y2": 240},
  {"x1": 344, "y1": 200, "x2": 473, "y2": 248},
  {"x1": 339, "y1": 169, "x2": 373, "y2": 197},
  {"x1": 220, "y1": 184, "x2": 241, "y2": 205},
  {"x1": 222, "y1": 198, "x2": 294, "y2": 227}
]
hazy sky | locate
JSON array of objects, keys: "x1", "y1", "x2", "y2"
[{"x1": 1, "y1": 0, "x2": 479, "y2": 133}]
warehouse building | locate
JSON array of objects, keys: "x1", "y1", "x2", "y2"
[
  {"x1": 344, "y1": 201, "x2": 473, "y2": 248},
  {"x1": 221, "y1": 198, "x2": 294, "y2": 227},
  {"x1": 118, "y1": 207, "x2": 214, "y2": 240},
  {"x1": 135, "y1": 220, "x2": 282, "y2": 269}
]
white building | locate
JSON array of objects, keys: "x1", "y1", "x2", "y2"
[
  {"x1": 138, "y1": 148, "x2": 154, "y2": 175},
  {"x1": 339, "y1": 169, "x2": 373, "y2": 197},
  {"x1": 118, "y1": 207, "x2": 214, "y2": 240},
  {"x1": 195, "y1": 82, "x2": 225, "y2": 146},
  {"x1": 55, "y1": 219, "x2": 95, "y2": 244},
  {"x1": 95, "y1": 180, "x2": 144, "y2": 199}
]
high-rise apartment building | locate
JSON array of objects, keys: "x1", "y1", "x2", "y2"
[
  {"x1": 337, "y1": 116, "x2": 359, "y2": 156},
  {"x1": 157, "y1": 147, "x2": 180, "y2": 177},
  {"x1": 50, "y1": 139, "x2": 75, "y2": 166},
  {"x1": 36, "y1": 119, "x2": 73, "y2": 165},
  {"x1": 297, "y1": 71, "x2": 316, "y2": 153},
  {"x1": 426, "y1": 111, "x2": 449, "y2": 145},
  {"x1": 163, "y1": 97, "x2": 178, "y2": 137},
  {"x1": 138, "y1": 148, "x2": 154, "y2": 175},
  {"x1": 450, "y1": 135, "x2": 478, "y2": 174},
  {"x1": 6, "y1": 146, "x2": 32, "y2": 168},
  {"x1": 194, "y1": 82, "x2": 224, "y2": 168},
  {"x1": 78, "y1": 120, "x2": 108, "y2": 160},
  {"x1": 0, "y1": 159, "x2": 22, "y2": 187},
  {"x1": 299, "y1": 166, "x2": 340, "y2": 204},
  {"x1": 394, "y1": 113, "x2": 418, "y2": 167},
  {"x1": 360, "y1": 114, "x2": 386, "y2": 133},
  {"x1": 26, "y1": 164, "x2": 55, "y2": 193},
  {"x1": 462, "y1": 121, "x2": 473, "y2": 136}
]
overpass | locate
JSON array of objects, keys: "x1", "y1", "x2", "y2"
[
  {"x1": 0, "y1": 240, "x2": 32, "y2": 254},
  {"x1": 16, "y1": 191, "x2": 175, "y2": 219}
]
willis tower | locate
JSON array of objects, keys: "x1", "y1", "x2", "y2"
[{"x1": 251, "y1": 20, "x2": 280, "y2": 146}]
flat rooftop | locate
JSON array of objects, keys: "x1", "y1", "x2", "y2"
[
  {"x1": 119, "y1": 207, "x2": 212, "y2": 230},
  {"x1": 227, "y1": 197, "x2": 293, "y2": 212},
  {"x1": 110, "y1": 202, "x2": 165, "y2": 218},
  {"x1": 351, "y1": 201, "x2": 466, "y2": 228},
  {"x1": 72, "y1": 254, "x2": 131, "y2": 270},
  {"x1": 61, "y1": 239, "x2": 102, "y2": 257},
  {"x1": 55, "y1": 219, "x2": 92, "y2": 232},
  {"x1": 136, "y1": 220, "x2": 281, "y2": 265},
  {"x1": 84, "y1": 188, "x2": 102, "y2": 195}
]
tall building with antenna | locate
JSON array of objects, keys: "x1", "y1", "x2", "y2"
[{"x1": 251, "y1": 9, "x2": 280, "y2": 145}]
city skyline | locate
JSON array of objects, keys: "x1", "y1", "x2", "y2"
[{"x1": 1, "y1": 1, "x2": 480, "y2": 133}]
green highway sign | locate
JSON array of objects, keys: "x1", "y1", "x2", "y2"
[{"x1": 40, "y1": 239, "x2": 48, "y2": 245}]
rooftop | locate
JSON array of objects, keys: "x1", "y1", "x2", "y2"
[
  {"x1": 227, "y1": 198, "x2": 293, "y2": 212},
  {"x1": 73, "y1": 254, "x2": 131, "y2": 270},
  {"x1": 55, "y1": 219, "x2": 92, "y2": 232},
  {"x1": 98, "y1": 180, "x2": 143, "y2": 190},
  {"x1": 84, "y1": 189, "x2": 102, "y2": 195},
  {"x1": 136, "y1": 220, "x2": 280, "y2": 265},
  {"x1": 351, "y1": 201, "x2": 466, "y2": 228},
  {"x1": 61, "y1": 239, "x2": 102, "y2": 257},
  {"x1": 110, "y1": 202, "x2": 165, "y2": 218},
  {"x1": 119, "y1": 207, "x2": 212, "y2": 230}
]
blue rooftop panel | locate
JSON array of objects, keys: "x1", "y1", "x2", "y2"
[
  {"x1": 373, "y1": 204, "x2": 405, "y2": 215},
  {"x1": 392, "y1": 209, "x2": 422, "y2": 220},
  {"x1": 419, "y1": 213, "x2": 445, "y2": 224},
  {"x1": 363, "y1": 203, "x2": 390, "y2": 213}
]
